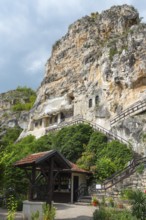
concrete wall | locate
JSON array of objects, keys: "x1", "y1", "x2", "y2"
[{"x1": 23, "y1": 200, "x2": 45, "y2": 220}]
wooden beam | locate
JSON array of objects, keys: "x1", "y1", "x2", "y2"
[
  {"x1": 47, "y1": 158, "x2": 54, "y2": 205},
  {"x1": 29, "y1": 165, "x2": 36, "y2": 201}
]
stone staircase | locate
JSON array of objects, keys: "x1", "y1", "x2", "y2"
[
  {"x1": 76, "y1": 195, "x2": 92, "y2": 206},
  {"x1": 45, "y1": 112, "x2": 146, "y2": 198},
  {"x1": 75, "y1": 183, "x2": 92, "y2": 205},
  {"x1": 93, "y1": 156, "x2": 146, "y2": 201},
  {"x1": 100, "y1": 156, "x2": 146, "y2": 190},
  {"x1": 46, "y1": 115, "x2": 129, "y2": 145}
]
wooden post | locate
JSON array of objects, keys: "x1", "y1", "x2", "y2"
[
  {"x1": 29, "y1": 165, "x2": 36, "y2": 201},
  {"x1": 47, "y1": 158, "x2": 54, "y2": 205}
]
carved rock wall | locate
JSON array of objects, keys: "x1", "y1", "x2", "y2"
[{"x1": 21, "y1": 5, "x2": 146, "y2": 155}]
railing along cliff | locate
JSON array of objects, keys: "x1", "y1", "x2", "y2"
[
  {"x1": 99, "y1": 156, "x2": 146, "y2": 190},
  {"x1": 46, "y1": 115, "x2": 145, "y2": 191},
  {"x1": 46, "y1": 115, "x2": 129, "y2": 145},
  {"x1": 110, "y1": 98, "x2": 146, "y2": 126}
]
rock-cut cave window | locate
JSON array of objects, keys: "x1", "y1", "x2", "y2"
[
  {"x1": 39, "y1": 120, "x2": 42, "y2": 126},
  {"x1": 54, "y1": 115, "x2": 58, "y2": 123},
  {"x1": 60, "y1": 112, "x2": 65, "y2": 122},
  {"x1": 95, "y1": 95, "x2": 99, "y2": 105},
  {"x1": 50, "y1": 118, "x2": 52, "y2": 124},
  {"x1": 35, "y1": 122, "x2": 38, "y2": 127},
  {"x1": 89, "y1": 99, "x2": 92, "y2": 108}
]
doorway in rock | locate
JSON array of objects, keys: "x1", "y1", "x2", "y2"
[
  {"x1": 60, "y1": 112, "x2": 65, "y2": 122},
  {"x1": 73, "y1": 176, "x2": 79, "y2": 202}
]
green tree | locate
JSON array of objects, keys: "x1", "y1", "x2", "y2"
[
  {"x1": 87, "y1": 131, "x2": 107, "y2": 154},
  {"x1": 53, "y1": 123, "x2": 93, "y2": 162},
  {"x1": 0, "y1": 127, "x2": 22, "y2": 148},
  {"x1": 95, "y1": 157, "x2": 116, "y2": 180}
]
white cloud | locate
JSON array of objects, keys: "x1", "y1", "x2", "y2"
[
  {"x1": 26, "y1": 58, "x2": 45, "y2": 75},
  {"x1": 24, "y1": 49, "x2": 48, "y2": 75},
  {"x1": 36, "y1": 0, "x2": 83, "y2": 18}
]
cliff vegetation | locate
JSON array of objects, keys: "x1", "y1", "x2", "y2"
[{"x1": 0, "y1": 124, "x2": 132, "y2": 205}]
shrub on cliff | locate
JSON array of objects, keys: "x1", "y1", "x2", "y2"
[{"x1": 12, "y1": 86, "x2": 36, "y2": 111}]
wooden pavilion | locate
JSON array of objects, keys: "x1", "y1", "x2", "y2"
[{"x1": 14, "y1": 150, "x2": 92, "y2": 204}]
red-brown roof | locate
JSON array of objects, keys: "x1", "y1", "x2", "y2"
[
  {"x1": 14, "y1": 151, "x2": 52, "y2": 166},
  {"x1": 14, "y1": 150, "x2": 92, "y2": 174},
  {"x1": 69, "y1": 161, "x2": 91, "y2": 174}
]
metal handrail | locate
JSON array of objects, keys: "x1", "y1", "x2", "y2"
[
  {"x1": 111, "y1": 98, "x2": 146, "y2": 126},
  {"x1": 100, "y1": 156, "x2": 146, "y2": 190},
  {"x1": 45, "y1": 115, "x2": 129, "y2": 145},
  {"x1": 44, "y1": 115, "x2": 146, "y2": 192},
  {"x1": 76, "y1": 183, "x2": 89, "y2": 199}
]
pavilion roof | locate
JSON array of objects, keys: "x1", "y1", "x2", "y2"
[
  {"x1": 14, "y1": 150, "x2": 91, "y2": 174},
  {"x1": 14, "y1": 150, "x2": 71, "y2": 169}
]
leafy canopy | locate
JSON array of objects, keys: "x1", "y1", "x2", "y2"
[{"x1": 0, "y1": 123, "x2": 133, "y2": 197}]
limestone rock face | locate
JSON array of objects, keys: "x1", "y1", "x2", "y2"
[
  {"x1": 112, "y1": 113, "x2": 146, "y2": 156},
  {"x1": 0, "y1": 90, "x2": 30, "y2": 133},
  {"x1": 22, "y1": 5, "x2": 146, "y2": 154}
]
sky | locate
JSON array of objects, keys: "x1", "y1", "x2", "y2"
[{"x1": 0, "y1": 0, "x2": 146, "y2": 93}]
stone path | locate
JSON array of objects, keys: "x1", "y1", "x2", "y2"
[
  {"x1": 55, "y1": 203, "x2": 97, "y2": 220},
  {"x1": 0, "y1": 208, "x2": 24, "y2": 220},
  {"x1": 0, "y1": 203, "x2": 97, "y2": 220}
]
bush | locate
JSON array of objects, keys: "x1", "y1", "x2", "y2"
[
  {"x1": 136, "y1": 163, "x2": 145, "y2": 174},
  {"x1": 120, "y1": 189, "x2": 146, "y2": 220},
  {"x1": 93, "y1": 207, "x2": 110, "y2": 220},
  {"x1": 42, "y1": 203, "x2": 56, "y2": 220},
  {"x1": 95, "y1": 157, "x2": 116, "y2": 180},
  {"x1": 53, "y1": 123, "x2": 93, "y2": 162},
  {"x1": 12, "y1": 86, "x2": 36, "y2": 111},
  {"x1": 0, "y1": 123, "x2": 133, "y2": 197},
  {"x1": 0, "y1": 127, "x2": 22, "y2": 147},
  {"x1": 120, "y1": 188, "x2": 134, "y2": 200},
  {"x1": 78, "y1": 135, "x2": 132, "y2": 181},
  {"x1": 7, "y1": 195, "x2": 17, "y2": 220},
  {"x1": 31, "y1": 210, "x2": 40, "y2": 220},
  {"x1": 130, "y1": 190, "x2": 146, "y2": 220},
  {"x1": 115, "y1": 211, "x2": 137, "y2": 220},
  {"x1": 93, "y1": 207, "x2": 137, "y2": 220}
]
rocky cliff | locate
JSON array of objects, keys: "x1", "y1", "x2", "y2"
[
  {"x1": 20, "y1": 5, "x2": 146, "y2": 155},
  {"x1": 0, "y1": 88, "x2": 36, "y2": 138}
]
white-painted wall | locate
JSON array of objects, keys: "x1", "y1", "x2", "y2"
[{"x1": 71, "y1": 173, "x2": 87, "y2": 203}]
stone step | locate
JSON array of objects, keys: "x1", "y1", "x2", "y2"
[
  {"x1": 80, "y1": 196, "x2": 92, "y2": 200},
  {"x1": 78, "y1": 198, "x2": 91, "y2": 203},
  {"x1": 75, "y1": 202, "x2": 91, "y2": 206},
  {"x1": 78, "y1": 195, "x2": 92, "y2": 203}
]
